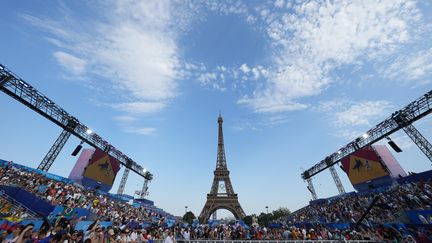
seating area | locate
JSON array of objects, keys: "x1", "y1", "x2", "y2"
[
  {"x1": 288, "y1": 179, "x2": 432, "y2": 226},
  {"x1": 1, "y1": 160, "x2": 432, "y2": 242},
  {"x1": 0, "y1": 160, "x2": 174, "y2": 226},
  {"x1": 0, "y1": 194, "x2": 39, "y2": 220}
]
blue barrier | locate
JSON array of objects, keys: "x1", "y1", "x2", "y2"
[
  {"x1": 135, "y1": 198, "x2": 155, "y2": 206},
  {"x1": 397, "y1": 170, "x2": 432, "y2": 184},
  {"x1": 405, "y1": 210, "x2": 432, "y2": 224},
  {"x1": 74, "y1": 221, "x2": 113, "y2": 231},
  {"x1": 0, "y1": 185, "x2": 54, "y2": 217},
  {"x1": 50, "y1": 206, "x2": 91, "y2": 221}
]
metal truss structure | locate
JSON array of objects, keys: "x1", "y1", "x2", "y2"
[
  {"x1": 329, "y1": 165, "x2": 345, "y2": 194},
  {"x1": 402, "y1": 124, "x2": 432, "y2": 162},
  {"x1": 306, "y1": 178, "x2": 317, "y2": 200},
  {"x1": 302, "y1": 90, "x2": 432, "y2": 181},
  {"x1": 38, "y1": 129, "x2": 72, "y2": 171},
  {"x1": 0, "y1": 64, "x2": 153, "y2": 180},
  {"x1": 117, "y1": 167, "x2": 130, "y2": 195},
  {"x1": 140, "y1": 177, "x2": 150, "y2": 199}
]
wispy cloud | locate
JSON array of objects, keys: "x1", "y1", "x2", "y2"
[
  {"x1": 238, "y1": 0, "x2": 422, "y2": 113},
  {"x1": 230, "y1": 114, "x2": 291, "y2": 131},
  {"x1": 112, "y1": 102, "x2": 166, "y2": 114},
  {"x1": 334, "y1": 101, "x2": 393, "y2": 127},
  {"x1": 381, "y1": 48, "x2": 432, "y2": 85},
  {"x1": 21, "y1": 0, "x2": 430, "y2": 120},
  {"x1": 124, "y1": 127, "x2": 156, "y2": 136},
  {"x1": 112, "y1": 115, "x2": 155, "y2": 136},
  {"x1": 52, "y1": 51, "x2": 86, "y2": 76},
  {"x1": 231, "y1": 120, "x2": 258, "y2": 131},
  {"x1": 113, "y1": 115, "x2": 138, "y2": 123},
  {"x1": 316, "y1": 99, "x2": 393, "y2": 139},
  {"x1": 22, "y1": 0, "x2": 190, "y2": 114}
]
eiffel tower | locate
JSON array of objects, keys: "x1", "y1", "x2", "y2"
[{"x1": 199, "y1": 113, "x2": 246, "y2": 223}]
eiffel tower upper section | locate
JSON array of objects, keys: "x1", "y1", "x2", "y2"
[{"x1": 216, "y1": 112, "x2": 228, "y2": 170}]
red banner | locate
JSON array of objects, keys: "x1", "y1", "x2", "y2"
[
  {"x1": 83, "y1": 149, "x2": 120, "y2": 186},
  {"x1": 341, "y1": 146, "x2": 389, "y2": 185}
]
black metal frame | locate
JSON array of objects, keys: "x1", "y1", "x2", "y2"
[
  {"x1": 302, "y1": 90, "x2": 432, "y2": 180},
  {"x1": 0, "y1": 64, "x2": 153, "y2": 180}
]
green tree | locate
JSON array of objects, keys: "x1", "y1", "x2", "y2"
[
  {"x1": 271, "y1": 207, "x2": 291, "y2": 220},
  {"x1": 243, "y1": 215, "x2": 253, "y2": 226},
  {"x1": 182, "y1": 211, "x2": 196, "y2": 226},
  {"x1": 258, "y1": 212, "x2": 272, "y2": 226}
]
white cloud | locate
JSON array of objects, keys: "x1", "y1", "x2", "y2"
[
  {"x1": 23, "y1": 0, "x2": 186, "y2": 113},
  {"x1": 52, "y1": 51, "x2": 86, "y2": 76},
  {"x1": 316, "y1": 99, "x2": 393, "y2": 139},
  {"x1": 334, "y1": 101, "x2": 392, "y2": 127},
  {"x1": 316, "y1": 99, "x2": 349, "y2": 113},
  {"x1": 112, "y1": 102, "x2": 166, "y2": 114},
  {"x1": 239, "y1": 0, "x2": 421, "y2": 113},
  {"x1": 231, "y1": 121, "x2": 258, "y2": 131},
  {"x1": 23, "y1": 1, "x2": 429, "y2": 118},
  {"x1": 197, "y1": 72, "x2": 217, "y2": 85},
  {"x1": 240, "y1": 64, "x2": 250, "y2": 74},
  {"x1": 238, "y1": 96, "x2": 307, "y2": 113},
  {"x1": 205, "y1": 1, "x2": 249, "y2": 16},
  {"x1": 113, "y1": 115, "x2": 138, "y2": 123},
  {"x1": 125, "y1": 127, "x2": 156, "y2": 135},
  {"x1": 381, "y1": 48, "x2": 432, "y2": 85},
  {"x1": 274, "y1": 0, "x2": 285, "y2": 8}
]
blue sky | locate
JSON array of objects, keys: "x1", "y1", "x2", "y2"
[{"x1": 1, "y1": 0, "x2": 432, "y2": 218}]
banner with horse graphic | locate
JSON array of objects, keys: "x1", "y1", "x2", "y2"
[{"x1": 81, "y1": 148, "x2": 120, "y2": 191}]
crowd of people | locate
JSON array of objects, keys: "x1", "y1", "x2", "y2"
[
  {"x1": 1, "y1": 220, "x2": 430, "y2": 242},
  {"x1": 0, "y1": 197, "x2": 34, "y2": 220},
  {"x1": 1, "y1": 162, "x2": 432, "y2": 242},
  {"x1": 0, "y1": 163, "x2": 170, "y2": 228},
  {"x1": 288, "y1": 180, "x2": 432, "y2": 225}
]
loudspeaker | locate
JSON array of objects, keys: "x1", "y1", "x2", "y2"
[
  {"x1": 388, "y1": 140, "x2": 402, "y2": 153},
  {"x1": 71, "y1": 144, "x2": 83, "y2": 156}
]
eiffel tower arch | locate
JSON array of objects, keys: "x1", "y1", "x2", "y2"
[{"x1": 199, "y1": 113, "x2": 246, "y2": 223}]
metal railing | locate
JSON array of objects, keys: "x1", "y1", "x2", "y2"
[
  {"x1": 152, "y1": 240, "x2": 381, "y2": 243},
  {"x1": 0, "y1": 190, "x2": 40, "y2": 218}
]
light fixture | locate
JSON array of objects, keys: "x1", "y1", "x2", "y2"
[
  {"x1": 386, "y1": 137, "x2": 402, "y2": 153},
  {"x1": 71, "y1": 141, "x2": 84, "y2": 156},
  {"x1": 362, "y1": 133, "x2": 369, "y2": 139},
  {"x1": 337, "y1": 150, "x2": 342, "y2": 154},
  {"x1": 86, "y1": 129, "x2": 92, "y2": 134}
]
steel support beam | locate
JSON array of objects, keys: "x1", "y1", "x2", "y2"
[
  {"x1": 306, "y1": 178, "x2": 318, "y2": 200},
  {"x1": 38, "y1": 129, "x2": 71, "y2": 171},
  {"x1": 117, "y1": 167, "x2": 130, "y2": 195},
  {"x1": 302, "y1": 90, "x2": 432, "y2": 180},
  {"x1": 403, "y1": 124, "x2": 432, "y2": 163},
  {"x1": 0, "y1": 64, "x2": 153, "y2": 180},
  {"x1": 329, "y1": 165, "x2": 345, "y2": 194},
  {"x1": 140, "y1": 178, "x2": 150, "y2": 199}
]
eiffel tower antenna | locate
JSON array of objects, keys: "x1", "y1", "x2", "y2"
[{"x1": 199, "y1": 113, "x2": 246, "y2": 223}]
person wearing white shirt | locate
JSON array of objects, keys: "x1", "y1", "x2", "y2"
[{"x1": 164, "y1": 231, "x2": 176, "y2": 243}]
